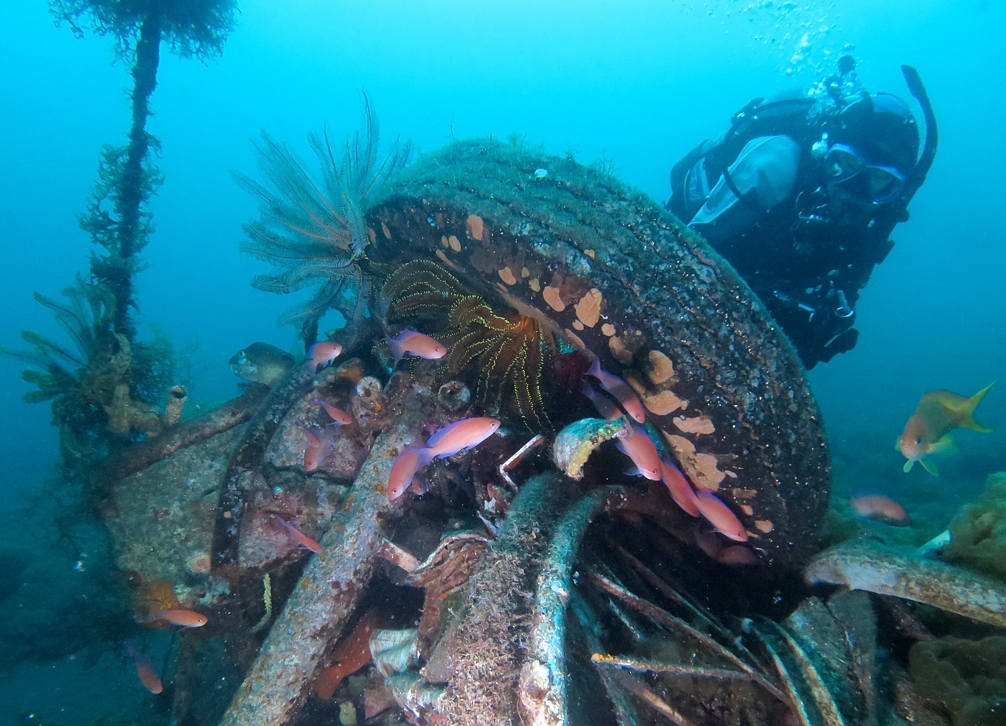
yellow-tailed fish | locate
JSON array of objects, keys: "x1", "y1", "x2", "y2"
[{"x1": 899, "y1": 382, "x2": 994, "y2": 476}]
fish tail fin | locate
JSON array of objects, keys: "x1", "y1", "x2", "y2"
[
  {"x1": 587, "y1": 355, "x2": 602, "y2": 380},
  {"x1": 920, "y1": 458, "x2": 940, "y2": 477},
  {"x1": 420, "y1": 447, "x2": 436, "y2": 466},
  {"x1": 903, "y1": 459, "x2": 914, "y2": 473},
  {"x1": 385, "y1": 337, "x2": 404, "y2": 364},
  {"x1": 408, "y1": 446, "x2": 436, "y2": 467},
  {"x1": 960, "y1": 382, "x2": 995, "y2": 433}
]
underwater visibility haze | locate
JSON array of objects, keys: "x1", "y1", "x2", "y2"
[{"x1": 1, "y1": 1, "x2": 1005, "y2": 724}]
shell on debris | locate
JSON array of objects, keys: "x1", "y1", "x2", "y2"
[{"x1": 553, "y1": 417, "x2": 630, "y2": 480}]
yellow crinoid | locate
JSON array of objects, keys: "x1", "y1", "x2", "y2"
[{"x1": 382, "y1": 260, "x2": 557, "y2": 431}]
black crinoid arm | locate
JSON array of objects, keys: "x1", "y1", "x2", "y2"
[{"x1": 234, "y1": 96, "x2": 412, "y2": 349}]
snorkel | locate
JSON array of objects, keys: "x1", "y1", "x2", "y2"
[{"x1": 899, "y1": 64, "x2": 938, "y2": 198}]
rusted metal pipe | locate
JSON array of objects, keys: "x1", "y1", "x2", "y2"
[
  {"x1": 94, "y1": 384, "x2": 269, "y2": 482},
  {"x1": 217, "y1": 383, "x2": 430, "y2": 726}
]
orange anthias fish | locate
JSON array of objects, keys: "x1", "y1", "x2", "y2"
[
  {"x1": 899, "y1": 382, "x2": 994, "y2": 476},
  {"x1": 315, "y1": 398, "x2": 353, "y2": 425},
  {"x1": 385, "y1": 329, "x2": 447, "y2": 364},
  {"x1": 425, "y1": 417, "x2": 501, "y2": 458},
  {"x1": 121, "y1": 643, "x2": 163, "y2": 695},
  {"x1": 149, "y1": 608, "x2": 208, "y2": 628},
  {"x1": 850, "y1": 491, "x2": 911, "y2": 527},
  {"x1": 275, "y1": 516, "x2": 324, "y2": 553},
  {"x1": 307, "y1": 341, "x2": 343, "y2": 374},
  {"x1": 693, "y1": 491, "x2": 748, "y2": 542},
  {"x1": 587, "y1": 357, "x2": 646, "y2": 424},
  {"x1": 315, "y1": 609, "x2": 383, "y2": 699}
]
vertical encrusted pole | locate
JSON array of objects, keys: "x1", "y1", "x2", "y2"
[
  {"x1": 218, "y1": 384, "x2": 429, "y2": 726},
  {"x1": 519, "y1": 486, "x2": 629, "y2": 726}
]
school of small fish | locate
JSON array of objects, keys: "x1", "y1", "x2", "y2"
[{"x1": 380, "y1": 343, "x2": 750, "y2": 543}]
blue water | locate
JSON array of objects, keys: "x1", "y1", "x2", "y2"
[{"x1": 1, "y1": 0, "x2": 1004, "y2": 722}]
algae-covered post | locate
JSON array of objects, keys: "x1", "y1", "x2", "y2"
[
  {"x1": 49, "y1": 0, "x2": 239, "y2": 338},
  {"x1": 2, "y1": 0, "x2": 240, "y2": 475}
]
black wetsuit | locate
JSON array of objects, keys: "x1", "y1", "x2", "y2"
[{"x1": 667, "y1": 101, "x2": 913, "y2": 368}]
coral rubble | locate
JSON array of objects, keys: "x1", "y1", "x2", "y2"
[
  {"x1": 910, "y1": 635, "x2": 1006, "y2": 726},
  {"x1": 943, "y1": 471, "x2": 1006, "y2": 579}
]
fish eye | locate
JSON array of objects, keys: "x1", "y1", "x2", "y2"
[{"x1": 915, "y1": 436, "x2": 922, "y2": 445}]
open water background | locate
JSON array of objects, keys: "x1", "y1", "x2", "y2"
[{"x1": 1, "y1": 1, "x2": 1004, "y2": 722}]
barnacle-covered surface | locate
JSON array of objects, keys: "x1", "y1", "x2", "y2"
[{"x1": 366, "y1": 138, "x2": 830, "y2": 567}]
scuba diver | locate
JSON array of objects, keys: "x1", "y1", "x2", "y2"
[{"x1": 667, "y1": 56, "x2": 937, "y2": 368}]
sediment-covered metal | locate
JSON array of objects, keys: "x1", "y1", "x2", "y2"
[
  {"x1": 217, "y1": 382, "x2": 430, "y2": 726},
  {"x1": 212, "y1": 366, "x2": 315, "y2": 569},
  {"x1": 367, "y1": 138, "x2": 830, "y2": 566},
  {"x1": 424, "y1": 472, "x2": 581, "y2": 726},
  {"x1": 805, "y1": 539, "x2": 1006, "y2": 629},
  {"x1": 95, "y1": 384, "x2": 268, "y2": 482},
  {"x1": 520, "y1": 485, "x2": 630, "y2": 726}
]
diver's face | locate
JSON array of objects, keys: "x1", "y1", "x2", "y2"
[
  {"x1": 822, "y1": 143, "x2": 906, "y2": 223},
  {"x1": 825, "y1": 180, "x2": 876, "y2": 227}
]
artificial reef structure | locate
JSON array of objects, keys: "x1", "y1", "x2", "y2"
[
  {"x1": 88, "y1": 131, "x2": 1003, "y2": 726},
  {"x1": 98, "y1": 134, "x2": 834, "y2": 724}
]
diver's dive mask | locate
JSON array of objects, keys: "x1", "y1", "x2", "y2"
[{"x1": 824, "y1": 143, "x2": 906, "y2": 205}]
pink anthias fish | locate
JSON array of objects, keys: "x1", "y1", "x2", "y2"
[
  {"x1": 121, "y1": 643, "x2": 163, "y2": 695},
  {"x1": 307, "y1": 341, "x2": 343, "y2": 374},
  {"x1": 581, "y1": 381, "x2": 623, "y2": 421},
  {"x1": 387, "y1": 417, "x2": 501, "y2": 501},
  {"x1": 849, "y1": 491, "x2": 911, "y2": 527},
  {"x1": 586, "y1": 357, "x2": 646, "y2": 424},
  {"x1": 385, "y1": 329, "x2": 447, "y2": 364},
  {"x1": 275, "y1": 516, "x2": 324, "y2": 553},
  {"x1": 426, "y1": 417, "x2": 501, "y2": 458},
  {"x1": 315, "y1": 398, "x2": 353, "y2": 425},
  {"x1": 303, "y1": 425, "x2": 338, "y2": 472},
  {"x1": 693, "y1": 491, "x2": 748, "y2": 542},
  {"x1": 614, "y1": 425, "x2": 662, "y2": 481},
  {"x1": 387, "y1": 446, "x2": 436, "y2": 501},
  {"x1": 692, "y1": 526, "x2": 758, "y2": 566},
  {"x1": 660, "y1": 460, "x2": 700, "y2": 517}
]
